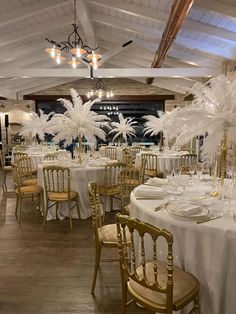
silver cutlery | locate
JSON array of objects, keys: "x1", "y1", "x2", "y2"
[
  {"x1": 154, "y1": 201, "x2": 169, "y2": 211},
  {"x1": 196, "y1": 215, "x2": 222, "y2": 224}
]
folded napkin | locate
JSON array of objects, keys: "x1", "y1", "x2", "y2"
[
  {"x1": 134, "y1": 185, "x2": 165, "y2": 199},
  {"x1": 170, "y1": 203, "x2": 204, "y2": 216},
  {"x1": 146, "y1": 177, "x2": 168, "y2": 186}
]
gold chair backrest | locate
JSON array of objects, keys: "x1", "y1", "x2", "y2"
[
  {"x1": 116, "y1": 214, "x2": 174, "y2": 311},
  {"x1": 123, "y1": 148, "x2": 133, "y2": 167},
  {"x1": 130, "y1": 146, "x2": 142, "y2": 156},
  {"x1": 104, "y1": 146, "x2": 117, "y2": 160},
  {"x1": 120, "y1": 167, "x2": 145, "y2": 207},
  {"x1": 180, "y1": 154, "x2": 197, "y2": 166},
  {"x1": 13, "y1": 152, "x2": 28, "y2": 165},
  {"x1": 12, "y1": 165, "x2": 23, "y2": 193},
  {"x1": 88, "y1": 181, "x2": 102, "y2": 241},
  {"x1": 13, "y1": 145, "x2": 28, "y2": 152},
  {"x1": 43, "y1": 166, "x2": 71, "y2": 194},
  {"x1": 104, "y1": 162, "x2": 124, "y2": 189},
  {"x1": 44, "y1": 153, "x2": 58, "y2": 161},
  {"x1": 141, "y1": 153, "x2": 161, "y2": 174},
  {"x1": 16, "y1": 156, "x2": 34, "y2": 179}
]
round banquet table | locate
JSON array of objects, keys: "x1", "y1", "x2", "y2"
[
  {"x1": 27, "y1": 150, "x2": 70, "y2": 170},
  {"x1": 37, "y1": 163, "x2": 106, "y2": 219},
  {"x1": 135, "y1": 151, "x2": 182, "y2": 174},
  {"x1": 130, "y1": 181, "x2": 236, "y2": 314}
]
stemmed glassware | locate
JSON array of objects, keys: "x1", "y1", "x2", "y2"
[{"x1": 196, "y1": 162, "x2": 202, "y2": 179}]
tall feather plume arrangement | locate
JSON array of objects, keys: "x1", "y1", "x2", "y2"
[
  {"x1": 143, "y1": 111, "x2": 173, "y2": 143},
  {"x1": 163, "y1": 75, "x2": 236, "y2": 160},
  {"x1": 109, "y1": 113, "x2": 137, "y2": 142},
  {"x1": 20, "y1": 109, "x2": 54, "y2": 140},
  {"x1": 49, "y1": 88, "x2": 110, "y2": 145}
]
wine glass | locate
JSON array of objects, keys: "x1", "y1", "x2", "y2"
[{"x1": 196, "y1": 162, "x2": 202, "y2": 179}]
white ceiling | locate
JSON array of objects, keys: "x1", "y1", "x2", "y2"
[{"x1": 0, "y1": 0, "x2": 235, "y2": 98}]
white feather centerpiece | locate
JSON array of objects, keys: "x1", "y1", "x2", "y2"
[
  {"x1": 19, "y1": 109, "x2": 54, "y2": 141},
  {"x1": 109, "y1": 113, "x2": 137, "y2": 143},
  {"x1": 143, "y1": 111, "x2": 173, "y2": 149},
  {"x1": 49, "y1": 88, "x2": 110, "y2": 154},
  {"x1": 159, "y1": 75, "x2": 236, "y2": 183},
  {"x1": 164, "y1": 75, "x2": 236, "y2": 161}
]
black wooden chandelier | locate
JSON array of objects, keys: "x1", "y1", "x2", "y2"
[
  {"x1": 45, "y1": 0, "x2": 101, "y2": 69},
  {"x1": 87, "y1": 79, "x2": 114, "y2": 99}
]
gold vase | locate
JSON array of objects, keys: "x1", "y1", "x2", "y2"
[{"x1": 220, "y1": 132, "x2": 227, "y2": 185}]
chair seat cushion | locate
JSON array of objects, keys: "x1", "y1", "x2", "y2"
[
  {"x1": 98, "y1": 224, "x2": 131, "y2": 244},
  {"x1": 4, "y1": 165, "x2": 12, "y2": 171},
  {"x1": 23, "y1": 178, "x2": 38, "y2": 186},
  {"x1": 19, "y1": 185, "x2": 42, "y2": 195},
  {"x1": 98, "y1": 185, "x2": 121, "y2": 195},
  {"x1": 145, "y1": 170, "x2": 163, "y2": 178},
  {"x1": 48, "y1": 191, "x2": 78, "y2": 201},
  {"x1": 128, "y1": 261, "x2": 199, "y2": 311},
  {"x1": 98, "y1": 224, "x2": 118, "y2": 244}
]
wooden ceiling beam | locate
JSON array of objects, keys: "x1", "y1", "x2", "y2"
[{"x1": 146, "y1": 0, "x2": 195, "y2": 84}]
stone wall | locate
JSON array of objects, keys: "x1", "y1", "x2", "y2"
[{"x1": 0, "y1": 100, "x2": 35, "y2": 143}]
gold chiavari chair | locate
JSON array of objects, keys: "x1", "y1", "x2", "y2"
[
  {"x1": 43, "y1": 153, "x2": 58, "y2": 161},
  {"x1": 1, "y1": 147, "x2": 13, "y2": 192},
  {"x1": 104, "y1": 146, "x2": 117, "y2": 160},
  {"x1": 88, "y1": 181, "x2": 128, "y2": 295},
  {"x1": 120, "y1": 165, "x2": 146, "y2": 214},
  {"x1": 141, "y1": 153, "x2": 164, "y2": 178},
  {"x1": 116, "y1": 214, "x2": 200, "y2": 314},
  {"x1": 180, "y1": 154, "x2": 197, "y2": 174},
  {"x1": 98, "y1": 162, "x2": 124, "y2": 215},
  {"x1": 43, "y1": 166, "x2": 80, "y2": 230},
  {"x1": 12, "y1": 165, "x2": 43, "y2": 223},
  {"x1": 12, "y1": 151, "x2": 28, "y2": 165},
  {"x1": 16, "y1": 156, "x2": 38, "y2": 186},
  {"x1": 122, "y1": 148, "x2": 133, "y2": 168}
]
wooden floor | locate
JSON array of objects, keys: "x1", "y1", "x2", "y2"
[{"x1": 0, "y1": 174, "x2": 150, "y2": 314}]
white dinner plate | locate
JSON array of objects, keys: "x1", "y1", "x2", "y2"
[{"x1": 167, "y1": 202, "x2": 209, "y2": 220}]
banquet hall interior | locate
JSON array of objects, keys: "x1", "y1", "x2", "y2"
[{"x1": 1, "y1": 0, "x2": 236, "y2": 313}]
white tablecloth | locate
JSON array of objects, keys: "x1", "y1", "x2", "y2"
[
  {"x1": 12, "y1": 148, "x2": 70, "y2": 170},
  {"x1": 135, "y1": 152, "x2": 182, "y2": 174},
  {"x1": 130, "y1": 181, "x2": 236, "y2": 314}
]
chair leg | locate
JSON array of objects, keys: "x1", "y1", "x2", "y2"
[
  {"x1": 55, "y1": 202, "x2": 59, "y2": 219},
  {"x1": 43, "y1": 201, "x2": 49, "y2": 229},
  {"x1": 110, "y1": 195, "x2": 113, "y2": 211},
  {"x1": 91, "y1": 244, "x2": 102, "y2": 295},
  {"x1": 102, "y1": 195, "x2": 107, "y2": 222},
  {"x1": 193, "y1": 294, "x2": 200, "y2": 314},
  {"x1": 76, "y1": 198, "x2": 80, "y2": 219},
  {"x1": 2, "y1": 171, "x2": 7, "y2": 192},
  {"x1": 68, "y1": 200, "x2": 72, "y2": 230},
  {"x1": 18, "y1": 198, "x2": 23, "y2": 223},
  {"x1": 15, "y1": 195, "x2": 19, "y2": 216},
  {"x1": 120, "y1": 279, "x2": 128, "y2": 314}
]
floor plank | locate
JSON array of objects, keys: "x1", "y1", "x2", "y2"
[{"x1": 0, "y1": 173, "x2": 151, "y2": 314}]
